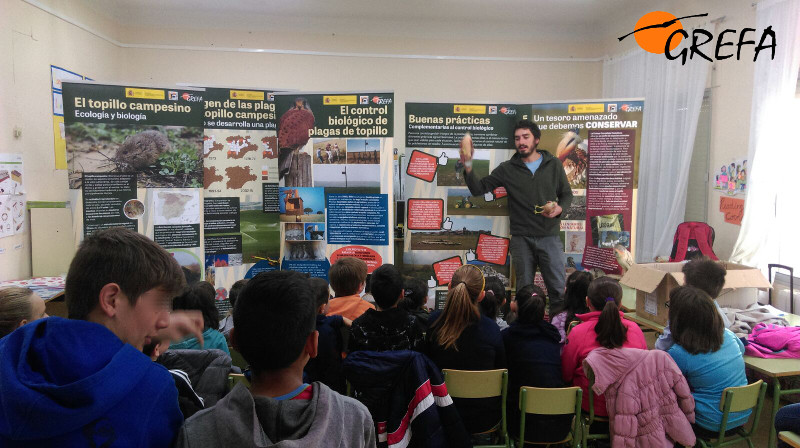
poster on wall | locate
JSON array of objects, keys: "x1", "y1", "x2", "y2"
[
  {"x1": 63, "y1": 81, "x2": 206, "y2": 280},
  {"x1": 200, "y1": 87, "x2": 281, "y2": 302},
  {"x1": 403, "y1": 100, "x2": 644, "y2": 293},
  {"x1": 403, "y1": 102, "x2": 517, "y2": 294},
  {"x1": 63, "y1": 82, "x2": 205, "y2": 189},
  {"x1": 530, "y1": 100, "x2": 643, "y2": 275},
  {"x1": 273, "y1": 92, "x2": 394, "y2": 279},
  {"x1": 51, "y1": 66, "x2": 87, "y2": 170},
  {"x1": 713, "y1": 158, "x2": 747, "y2": 196}
]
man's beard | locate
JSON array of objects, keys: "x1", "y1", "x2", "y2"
[{"x1": 517, "y1": 145, "x2": 535, "y2": 156}]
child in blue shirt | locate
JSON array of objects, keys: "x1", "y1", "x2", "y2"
[
  {"x1": 656, "y1": 258, "x2": 731, "y2": 351},
  {"x1": 666, "y1": 286, "x2": 750, "y2": 433}
]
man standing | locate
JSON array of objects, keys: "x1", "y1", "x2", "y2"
[{"x1": 463, "y1": 120, "x2": 572, "y2": 308}]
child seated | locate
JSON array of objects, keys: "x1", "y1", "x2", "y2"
[
  {"x1": 549, "y1": 271, "x2": 592, "y2": 343},
  {"x1": 399, "y1": 277, "x2": 430, "y2": 335},
  {"x1": 426, "y1": 265, "x2": 506, "y2": 435},
  {"x1": 481, "y1": 276, "x2": 508, "y2": 330},
  {"x1": 502, "y1": 285, "x2": 571, "y2": 443},
  {"x1": 0, "y1": 287, "x2": 48, "y2": 338},
  {"x1": 656, "y1": 258, "x2": 731, "y2": 350},
  {"x1": 561, "y1": 276, "x2": 647, "y2": 417},
  {"x1": 177, "y1": 270, "x2": 375, "y2": 446},
  {"x1": 326, "y1": 257, "x2": 375, "y2": 321},
  {"x1": 169, "y1": 281, "x2": 229, "y2": 354},
  {"x1": 304, "y1": 277, "x2": 349, "y2": 393},
  {"x1": 349, "y1": 264, "x2": 423, "y2": 352},
  {"x1": 218, "y1": 279, "x2": 247, "y2": 341},
  {"x1": 666, "y1": 285, "x2": 750, "y2": 434}
]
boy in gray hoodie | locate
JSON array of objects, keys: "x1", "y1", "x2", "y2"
[{"x1": 175, "y1": 270, "x2": 376, "y2": 447}]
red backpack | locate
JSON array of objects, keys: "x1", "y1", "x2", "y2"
[{"x1": 669, "y1": 221, "x2": 718, "y2": 262}]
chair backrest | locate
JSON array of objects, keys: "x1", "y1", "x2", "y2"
[
  {"x1": 443, "y1": 369, "x2": 507, "y2": 399},
  {"x1": 719, "y1": 380, "x2": 764, "y2": 412},
  {"x1": 228, "y1": 373, "x2": 249, "y2": 389},
  {"x1": 520, "y1": 386, "x2": 582, "y2": 415},
  {"x1": 228, "y1": 346, "x2": 248, "y2": 370}
]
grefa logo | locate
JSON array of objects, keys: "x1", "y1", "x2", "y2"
[
  {"x1": 181, "y1": 92, "x2": 202, "y2": 102},
  {"x1": 619, "y1": 11, "x2": 776, "y2": 65},
  {"x1": 371, "y1": 96, "x2": 392, "y2": 105},
  {"x1": 620, "y1": 104, "x2": 642, "y2": 112},
  {"x1": 500, "y1": 107, "x2": 516, "y2": 115}
]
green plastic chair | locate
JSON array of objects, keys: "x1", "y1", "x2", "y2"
[
  {"x1": 696, "y1": 380, "x2": 767, "y2": 448},
  {"x1": 516, "y1": 386, "x2": 582, "y2": 448},
  {"x1": 581, "y1": 364, "x2": 610, "y2": 446},
  {"x1": 779, "y1": 431, "x2": 800, "y2": 448},
  {"x1": 227, "y1": 373, "x2": 250, "y2": 390},
  {"x1": 228, "y1": 346, "x2": 248, "y2": 371},
  {"x1": 443, "y1": 369, "x2": 509, "y2": 448}
]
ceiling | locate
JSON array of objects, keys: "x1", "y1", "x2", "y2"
[{"x1": 82, "y1": 0, "x2": 663, "y2": 41}]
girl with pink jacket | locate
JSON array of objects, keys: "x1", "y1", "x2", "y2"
[{"x1": 561, "y1": 277, "x2": 647, "y2": 416}]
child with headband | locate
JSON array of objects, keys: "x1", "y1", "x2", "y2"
[{"x1": 561, "y1": 277, "x2": 646, "y2": 418}]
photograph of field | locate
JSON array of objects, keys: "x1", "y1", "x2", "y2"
[
  {"x1": 402, "y1": 251, "x2": 456, "y2": 283},
  {"x1": 239, "y1": 207, "x2": 280, "y2": 264},
  {"x1": 446, "y1": 188, "x2": 508, "y2": 216},
  {"x1": 436, "y1": 149, "x2": 490, "y2": 186},
  {"x1": 346, "y1": 138, "x2": 381, "y2": 164},
  {"x1": 409, "y1": 216, "x2": 493, "y2": 250},
  {"x1": 67, "y1": 123, "x2": 204, "y2": 189}
]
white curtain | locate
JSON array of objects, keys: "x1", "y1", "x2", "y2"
[
  {"x1": 730, "y1": 0, "x2": 800, "y2": 271},
  {"x1": 603, "y1": 27, "x2": 711, "y2": 263}
]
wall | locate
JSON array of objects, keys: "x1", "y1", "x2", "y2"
[
  {"x1": 600, "y1": 0, "x2": 758, "y2": 260},
  {"x1": 0, "y1": 0, "x2": 121, "y2": 280}
]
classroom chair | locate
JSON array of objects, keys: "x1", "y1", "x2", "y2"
[
  {"x1": 582, "y1": 365, "x2": 610, "y2": 446},
  {"x1": 515, "y1": 386, "x2": 582, "y2": 448},
  {"x1": 779, "y1": 431, "x2": 800, "y2": 448},
  {"x1": 695, "y1": 380, "x2": 767, "y2": 448},
  {"x1": 227, "y1": 373, "x2": 250, "y2": 390},
  {"x1": 443, "y1": 369, "x2": 509, "y2": 448},
  {"x1": 228, "y1": 346, "x2": 248, "y2": 371}
]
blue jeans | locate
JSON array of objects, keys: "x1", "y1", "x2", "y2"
[
  {"x1": 510, "y1": 235, "x2": 566, "y2": 310},
  {"x1": 776, "y1": 403, "x2": 800, "y2": 448}
]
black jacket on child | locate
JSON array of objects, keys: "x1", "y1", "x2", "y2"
[
  {"x1": 349, "y1": 308, "x2": 424, "y2": 352},
  {"x1": 305, "y1": 314, "x2": 346, "y2": 394},
  {"x1": 501, "y1": 320, "x2": 572, "y2": 442},
  {"x1": 343, "y1": 350, "x2": 471, "y2": 448},
  {"x1": 157, "y1": 349, "x2": 233, "y2": 418},
  {"x1": 425, "y1": 311, "x2": 507, "y2": 434}
]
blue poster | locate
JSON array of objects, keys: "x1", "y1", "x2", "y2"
[
  {"x1": 326, "y1": 193, "x2": 389, "y2": 246},
  {"x1": 280, "y1": 258, "x2": 331, "y2": 280}
]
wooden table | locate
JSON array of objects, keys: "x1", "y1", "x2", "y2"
[
  {"x1": 744, "y1": 356, "x2": 800, "y2": 447},
  {"x1": 623, "y1": 312, "x2": 666, "y2": 334}
]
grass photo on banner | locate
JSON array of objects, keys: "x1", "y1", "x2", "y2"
[
  {"x1": 446, "y1": 188, "x2": 508, "y2": 216},
  {"x1": 67, "y1": 124, "x2": 203, "y2": 188},
  {"x1": 409, "y1": 215, "x2": 493, "y2": 251},
  {"x1": 346, "y1": 138, "x2": 381, "y2": 164},
  {"x1": 436, "y1": 149, "x2": 489, "y2": 187}
]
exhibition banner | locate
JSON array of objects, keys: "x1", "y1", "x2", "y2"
[
  {"x1": 404, "y1": 99, "x2": 643, "y2": 302},
  {"x1": 531, "y1": 100, "x2": 643, "y2": 275},
  {"x1": 200, "y1": 87, "x2": 281, "y2": 304},
  {"x1": 404, "y1": 102, "x2": 517, "y2": 308},
  {"x1": 63, "y1": 81, "x2": 206, "y2": 281},
  {"x1": 273, "y1": 92, "x2": 394, "y2": 279}
]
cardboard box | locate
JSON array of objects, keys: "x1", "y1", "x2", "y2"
[{"x1": 620, "y1": 261, "x2": 771, "y2": 326}]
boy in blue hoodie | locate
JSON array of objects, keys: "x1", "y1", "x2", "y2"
[{"x1": 0, "y1": 227, "x2": 203, "y2": 447}]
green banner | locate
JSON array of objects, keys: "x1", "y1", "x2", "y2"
[
  {"x1": 405, "y1": 102, "x2": 520, "y2": 149},
  {"x1": 202, "y1": 87, "x2": 277, "y2": 130}
]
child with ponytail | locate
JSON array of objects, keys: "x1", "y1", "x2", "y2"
[
  {"x1": 502, "y1": 285, "x2": 571, "y2": 443},
  {"x1": 426, "y1": 265, "x2": 506, "y2": 435},
  {"x1": 561, "y1": 277, "x2": 646, "y2": 417}
]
